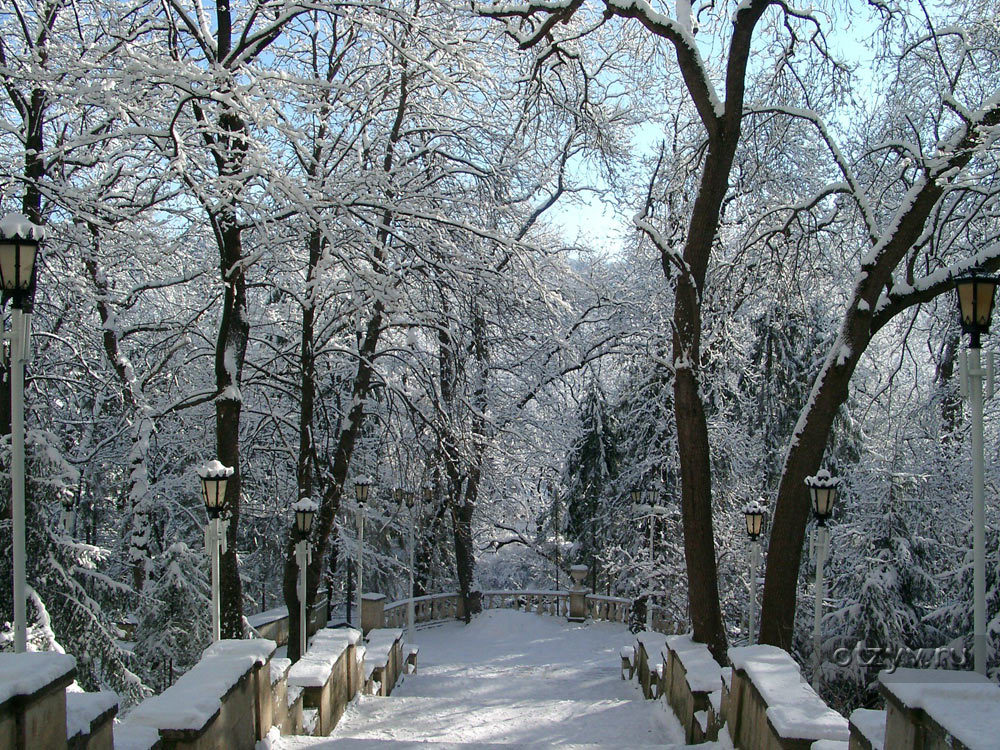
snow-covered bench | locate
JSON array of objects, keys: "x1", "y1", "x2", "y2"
[
  {"x1": 287, "y1": 627, "x2": 362, "y2": 735},
  {"x1": 662, "y1": 635, "x2": 723, "y2": 744},
  {"x1": 363, "y1": 628, "x2": 404, "y2": 697},
  {"x1": 878, "y1": 668, "x2": 1000, "y2": 750},
  {"x1": 116, "y1": 639, "x2": 275, "y2": 750},
  {"x1": 727, "y1": 645, "x2": 848, "y2": 749}
]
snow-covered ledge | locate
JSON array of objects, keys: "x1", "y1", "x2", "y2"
[
  {"x1": 633, "y1": 631, "x2": 668, "y2": 700},
  {"x1": 879, "y1": 668, "x2": 1000, "y2": 750},
  {"x1": 116, "y1": 638, "x2": 275, "y2": 750},
  {"x1": 727, "y1": 645, "x2": 848, "y2": 749},
  {"x1": 364, "y1": 628, "x2": 405, "y2": 697},
  {"x1": 286, "y1": 627, "x2": 362, "y2": 736},
  {"x1": 662, "y1": 635, "x2": 723, "y2": 744},
  {"x1": 0, "y1": 652, "x2": 76, "y2": 750}
]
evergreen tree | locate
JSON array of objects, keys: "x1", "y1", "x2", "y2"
[{"x1": 133, "y1": 542, "x2": 211, "y2": 693}]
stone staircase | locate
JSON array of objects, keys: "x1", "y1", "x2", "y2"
[{"x1": 272, "y1": 609, "x2": 693, "y2": 749}]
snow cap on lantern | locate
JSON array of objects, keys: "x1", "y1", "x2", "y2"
[
  {"x1": 197, "y1": 460, "x2": 234, "y2": 517},
  {"x1": 292, "y1": 497, "x2": 318, "y2": 535},
  {"x1": 742, "y1": 499, "x2": 766, "y2": 540},
  {"x1": 805, "y1": 468, "x2": 839, "y2": 526},
  {"x1": 0, "y1": 213, "x2": 44, "y2": 309},
  {"x1": 353, "y1": 475, "x2": 373, "y2": 504}
]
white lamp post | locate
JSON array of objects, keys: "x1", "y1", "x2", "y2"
[
  {"x1": 955, "y1": 274, "x2": 998, "y2": 674},
  {"x1": 742, "y1": 499, "x2": 766, "y2": 645},
  {"x1": 0, "y1": 213, "x2": 42, "y2": 653},
  {"x1": 404, "y1": 488, "x2": 421, "y2": 640},
  {"x1": 197, "y1": 459, "x2": 233, "y2": 642},
  {"x1": 806, "y1": 468, "x2": 839, "y2": 691},
  {"x1": 632, "y1": 488, "x2": 669, "y2": 631},
  {"x1": 353, "y1": 477, "x2": 371, "y2": 630},
  {"x1": 292, "y1": 499, "x2": 317, "y2": 656}
]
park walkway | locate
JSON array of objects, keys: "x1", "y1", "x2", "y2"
[{"x1": 267, "y1": 608, "x2": 713, "y2": 748}]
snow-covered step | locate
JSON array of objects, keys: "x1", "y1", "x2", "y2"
[
  {"x1": 271, "y1": 733, "x2": 680, "y2": 748},
  {"x1": 269, "y1": 610, "x2": 696, "y2": 747}
]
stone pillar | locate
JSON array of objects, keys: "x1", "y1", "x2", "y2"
[
  {"x1": 568, "y1": 565, "x2": 588, "y2": 622},
  {"x1": 361, "y1": 593, "x2": 386, "y2": 635},
  {"x1": 0, "y1": 652, "x2": 76, "y2": 750}
]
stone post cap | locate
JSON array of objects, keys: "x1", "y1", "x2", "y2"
[
  {"x1": 0, "y1": 652, "x2": 76, "y2": 705},
  {"x1": 361, "y1": 593, "x2": 386, "y2": 602}
]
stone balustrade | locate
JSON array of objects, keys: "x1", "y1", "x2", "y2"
[
  {"x1": 623, "y1": 633, "x2": 1000, "y2": 750},
  {"x1": 726, "y1": 646, "x2": 849, "y2": 749},
  {"x1": 246, "y1": 598, "x2": 329, "y2": 647},
  {"x1": 662, "y1": 635, "x2": 724, "y2": 744},
  {"x1": 363, "y1": 628, "x2": 405, "y2": 697},
  {"x1": 1, "y1": 652, "x2": 80, "y2": 750},
  {"x1": 877, "y1": 667, "x2": 1000, "y2": 750},
  {"x1": 287, "y1": 628, "x2": 363, "y2": 736},
  {"x1": 116, "y1": 638, "x2": 276, "y2": 749},
  {"x1": 18, "y1": 583, "x2": 984, "y2": 750}
]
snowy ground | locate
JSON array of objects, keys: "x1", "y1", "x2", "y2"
[{"x1": 265, "y1": 609, "x2": 722, "y2": 749}]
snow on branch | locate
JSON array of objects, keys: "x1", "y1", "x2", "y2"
[{"x1": 745, "y1": 105, "x2": 879, "y2": 244}]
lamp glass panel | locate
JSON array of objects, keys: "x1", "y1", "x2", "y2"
[
  {"x1": 630, "y1": 489, "x2": 642, "y2": 504},
  {"x1": 812, "y1": 486, "x2": 835, "y2": 516},
  {"x1": 296, "y1": 509, "x2": 314, "y2": 534},
  {"x1": 202, "y1": 477, "x2": 227, "y2": 510},
  {"x1": 17, "y1": 244, "x2": 36, "y2": 289},
  {"x1": 959, "y1": 282, "x2": 976, "y2": 326},
  {"x1": 0, "y1": 241, "x2": 17, "y2": 290},
  {"x1": 977, "y1": 282, "x2": 997, "y2": 325}
]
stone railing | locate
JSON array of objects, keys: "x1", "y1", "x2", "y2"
[
  {"x1": 246, "y1": 598, "x2": 329, "y2": 647},
  {"x1": 624, "y1": 633, "x2": 1000, "y2": 750},
  {"x1": 1, "y1": 621, "x2": 408, "y2": 749},
  {"x1": 587, "y1": 594, "x2": 630, "y2": 624},
  {"x1": 381, "y1": 586, "x2": 686, "y2": 636},
  {"x1": 725, "y1": 645, "x2": 849, "y2": 748},
  {"x1": 874, "y1": 667, "x2": 1000, "y2": 750},
  {"x1": 384, "y1": 593, "x2": 464, "y2": 629},
  {"x1": 117, "y1": 638, "x2": 277, "y2": 749},
  {"x1": 0, "y1": 651, "x2": 117, "y2": 750},
  {"x1": 286, "y1": 628, "x2": 364, "y2": 736},
  {"x1": 627, "y1": 638, "x2": 849, "y2": 749},
  {"x1": 483, "y1": 589, "x2": 569, "y2": 616}
]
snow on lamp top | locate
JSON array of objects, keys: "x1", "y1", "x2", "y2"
[
  {"x1": 742, "y1": 499, "x2": 766, "y2": 539},
  {"x1": 196, "y1": 460, "x2": 233, "y2": 517},
  {"x1": 0, "y1": 213, "x2": 46, "y2": 241},
  {"x1": 291, "y1": 498, "x2": 318, "y2": 513},
  {"x1": 0, "y1": 213, "x2": 43, "y2": 304},
  {"x1": 197, "y1": 459, "x2": 235, "y2": 479},
  {"x1": 292, "y1": 498, "x2": 318, "y2": 535},
  {"x1": 805, "y1": 468, "x2": 839, "y2": 525}
]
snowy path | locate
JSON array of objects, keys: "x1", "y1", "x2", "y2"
[{"x1": 268, "y1": 609, "x2": 714, "y2": 749}]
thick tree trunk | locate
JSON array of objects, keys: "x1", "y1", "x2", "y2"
[
  {"x1": 667, "y1": 128, "x2": 741, "y2": 663},
  {"x1": 214, "y1": 213, "x2": 249, "y2": 638},
  {"x1": 284, "y1": 229, "x2": 320, "y2": 662},
  {"x1": 757, "y1": 98, "x2": 1000, "y2": 647},
  {"x1": 451, "y1": 498, "x2": 477, "y2": 623},
  {"x1": 284, "y1": 302, "x2": 383, "y2": 659}
]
